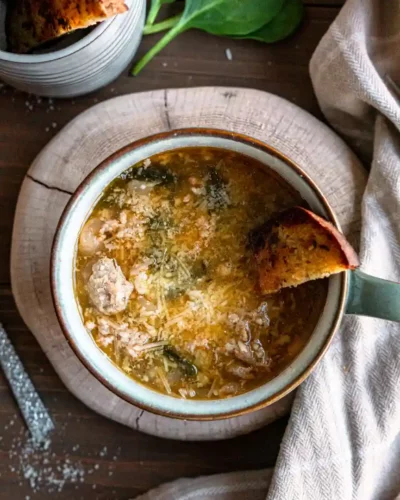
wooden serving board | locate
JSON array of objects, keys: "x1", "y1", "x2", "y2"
[{"x1": 10, "y1": 87, "x2": 366, "y2": 440}]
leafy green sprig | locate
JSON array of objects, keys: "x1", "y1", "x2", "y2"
[{"x1": 132, "y1": 0, "x2": 304, "y2": 75}]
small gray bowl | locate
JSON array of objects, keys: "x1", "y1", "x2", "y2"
[{"x1": 0, "y1": 0, "x2": 145, "y2": 97}]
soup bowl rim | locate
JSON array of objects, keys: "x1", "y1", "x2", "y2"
[{"x1": 50, "y1": 127, "x2": 347, "y2": 420}]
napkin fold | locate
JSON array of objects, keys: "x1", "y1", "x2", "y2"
[{"x1": 135, "y1": 1, "x2": 400, "y2": 498}]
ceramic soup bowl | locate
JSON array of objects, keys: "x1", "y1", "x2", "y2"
[{"x1": 51, "y1": 128, "x2": 400, "y2": 420}]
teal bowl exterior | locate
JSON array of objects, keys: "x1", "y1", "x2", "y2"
[
  {"x1": 51, "y1": 128, "x2": 400, "y2": 420},
  {"x1": 347, "y1": 270, "x2": 400, "y2": 321}
]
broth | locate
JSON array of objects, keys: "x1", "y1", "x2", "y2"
[{"x1": 75, "y1": 147, "x2": 327, "y2": 399}]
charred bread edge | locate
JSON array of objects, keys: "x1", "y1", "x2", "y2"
[{"x1": 252, "y1": 206, "x2": 360, "y2": 270}]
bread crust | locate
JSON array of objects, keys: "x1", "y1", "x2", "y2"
[
  {"x1": 8, "y1": 0, "x2": 129, "y2": 53},
  {"x1": 253, "y1": 206, "x2": 360, "y2": 294}
]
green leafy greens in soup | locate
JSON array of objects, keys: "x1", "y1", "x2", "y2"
[{"x1": 75, "y1": 147, "x2": 327, "y2": 399}]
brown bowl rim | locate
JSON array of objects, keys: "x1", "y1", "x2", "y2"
[{"x1": 50, "y1": 127, "x2": 348, "y2": 421}]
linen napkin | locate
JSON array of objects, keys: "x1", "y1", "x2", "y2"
[{"x1": 135, "y1": 1, "x2": 400, "y2": 498}]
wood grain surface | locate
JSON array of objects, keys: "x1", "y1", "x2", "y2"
[{"x1": 0, "y1": 2, "x2": 357, "y2": 499}]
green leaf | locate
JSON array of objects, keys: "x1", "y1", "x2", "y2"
[
  {"x1": 146, "y1": 0, "x2": 176, "y2": 27},
  {"x1": 239, "y1": 0, "x2": 304, "y2": 43},
  {"x1": 163, "y1": 347, "x2": 198, "y2": 377},
  {"x1": 183, "y1": 0, "x2": 285, "y2": 36},
  {"x1": 133, "y1": 0, "x2": 285, "y2": 75}
]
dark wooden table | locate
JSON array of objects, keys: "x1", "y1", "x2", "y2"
[{"x1": 0, "y1": 2, "x2": 344, "y2": 498}]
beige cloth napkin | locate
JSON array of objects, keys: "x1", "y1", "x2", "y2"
[{"x1": 135, "y1": 1, "x2": 400, "y2": 498}]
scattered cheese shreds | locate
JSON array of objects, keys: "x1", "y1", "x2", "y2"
[
  {"x1": 9, "y1": 433, "x2": 85, "y2": 494},
  {"x1": 225, "y1": 48, "x2": 233, "y2": 61},
  {"x1": 3, "y1": 424, "x2": 123, "y2": 495}
]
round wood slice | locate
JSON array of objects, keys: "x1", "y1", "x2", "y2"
[{"x1": 10, "y1": 87, "x2": 367, "y2": 441}]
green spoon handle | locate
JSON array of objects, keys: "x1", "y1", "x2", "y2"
[{"x1": 346, "y1": 269, "x2": 400, "y2": 322}]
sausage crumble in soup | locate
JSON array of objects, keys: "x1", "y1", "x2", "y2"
[{"x1": 75, "y1": 147, "x2": 327, "y2": 399}]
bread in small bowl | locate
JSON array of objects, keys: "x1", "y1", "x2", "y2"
[
  {"x1": 7, "y1": 0, "x2": 128, "y2": 53},
  {"x1": 251, "y1": 206, "x2": 360, "y2": 295}
]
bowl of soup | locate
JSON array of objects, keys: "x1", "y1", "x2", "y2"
[{"x1": 51, "y1": 128, "x2": 346, "y2": 419}]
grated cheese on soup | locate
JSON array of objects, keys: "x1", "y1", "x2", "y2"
[{"x1": 74, "y1": 147, "x2": 327, "y2": 399}]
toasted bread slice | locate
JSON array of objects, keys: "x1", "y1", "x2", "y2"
[
  {"x1": 252, "y1": 206, "x2": 359, "y2": 295},
  {"x1": 7, "y1": 0, "x2": 128, "y2": 53}
]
